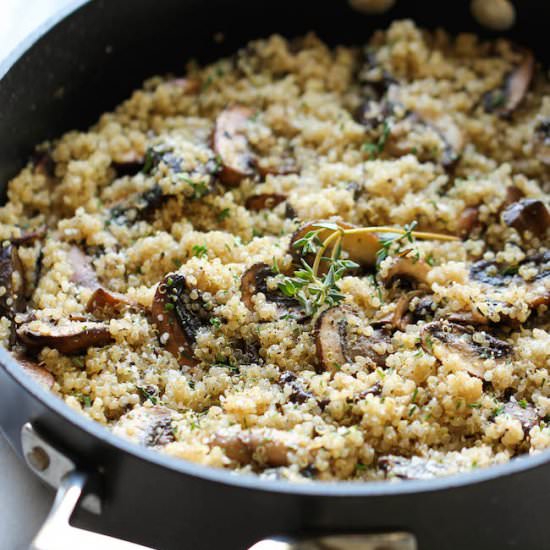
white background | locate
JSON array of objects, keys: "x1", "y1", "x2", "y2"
[{"x1": 0, "y1": 2, "x2": 75, "y2": 548}]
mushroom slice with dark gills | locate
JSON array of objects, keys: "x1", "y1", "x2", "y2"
[
  {"x1": 482, "y1": 50, "x2": 534, "y2": 117},
  {"x1": 502, "y1": 199, "x2": 550, "y2": 238},
  {"x1": 497, "y1": 397, "x2": 540, "y2": 435},
  {"x1": 0, "y1": 242, "x2": 26, "y2": 320},
  {"x1": 534, "y1": 117, "x2": 550, "y2": 165},
  {"x1": 379, "y1": 455, "x2": 452, "y2": 480},
  {"x1": 421, "y1": 321, "x2": 512, "y2": 378},
  {"x1": 391, "y1": 290, "x2": 436, "y2": 331},
  {"x1": 240, "y1": 263, "x2": 306, "y2": 321},
  {"x1": 315, "y1": 306, "x2": 391, "y2": 373},
  {"x1": 386, "y1": 110, "x2": 464, "y2": 167},
  {"x1": 470, "y1": 253, "x2": 550, "y2": 309},
  {"x1": 109, "y1": 184, "x2": 171, "y2": 225},
  {"x1": 210, "y1": 428, "x2": 290, "y2": 468},
  {"x1": 17, "y1": 319, "x2": 113, "y2": 355},
  {"x1": 113, "y1": 406, "x2": 175, "y2": 448},
  {"x1": 213, "y1": 105, "x2": 256, "y2": 186},
  {"x1": 152, "y1": 274, "x2": 211, "y2": 366}
]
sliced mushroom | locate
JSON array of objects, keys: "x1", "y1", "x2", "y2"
[
  {"x1": 392, "y1": 290, "x2": 435, "y2": 331},
  {"x1": 213, "y1": 106, "x2": 255, "y2": 186},
  {"x1": 290, "y1": 220, "x2": 380, "y2": 270},
  {"x1": 113, "y1": 406, "x2": 175, "y2": 448},
  {"x1": 457, "y1": 206, "x2": 482, "y2": 239},
  {"x1": 446, "y1": 309, "x2": 489, "y2": 326},
  {"x1": 240, "y1": 263, "x2": 305, "y2": 321},
  {"x1": 17, "y1": 319, "x2": 113, "y2": 355},
  {"x1": 67, "y1": 246, "x2": 99, "y2": 289},
  {"x1": 498, "y1": 397, "x2": 540, "y2": 435},
  {"x1": 381, "y1": 257, "x2": 430, "y2": 290},
  {"x1": 482, "y1": 51, "x2": 534, "y2": 116},
  {"x1": 379, "y1": 455, "x2": 451, "y2": 480},
  {"x1": 86, "y1": 287, "x2": 139, "y2": 319},
  {"x1": 358, "y1": 48, "x2": 397, "y2": 100},
  {"x1": 421, "y1": 321, "x2": 512, "y2": 377},
  {"x1": 210, "y1": 429, "x2": 289, "y2": 467},
  {"x1": 502, "y1": 199, "x2": 550, "y2": 238},
  {"x1": 245, "y1": 193, "x2": 287, "y2": 211},
  {"x1": 12, "y1": 352, "x2": 54, "y2": 390},
  {"x1": 470, "y1": 253, "x2": 550, "y2": 309},
  {"x1": 315, "y1": 306, "x2": 390, "y2": 373},
  {"x1": 534, "y1": 117, "x2": 550, "y2": 165},
  {"x1": 110, "y1": 184, "x2": 170, "y2": 225},
  {"x1": 152, "y1": 274, "x2": 211, "y2": 366},
  {"x1": 387, "y1": 111, "x2": 464, "y2": 167},
  {"x1": 279, "y1": 371, "x2": 315, "y2": 404},
  {"x1": 0, "y1": 242, "x2": 26, "y2": 320},
  {"x1": 111, "y1": 150, "x2": 145, "y2": 177}
]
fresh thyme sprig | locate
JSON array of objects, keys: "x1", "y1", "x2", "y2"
[{"x1": 277, "y1": 221, "x2": 457, "y2": 317}]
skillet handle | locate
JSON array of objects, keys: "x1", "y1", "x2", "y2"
[
  {"x1": 248, "y1": 532, "x2": 417, "y2": 550},
  {"x1": 30, "y1": 470, "x2": 156, "y2": 550}
]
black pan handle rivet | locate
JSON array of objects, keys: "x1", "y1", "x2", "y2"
[{"x1": 26, "y1": 445, "x2": 50, "y2": 472}]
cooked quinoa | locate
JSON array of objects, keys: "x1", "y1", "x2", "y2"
[{"x1": 1, "y1": 20, "x2": 549, "y2": 481}]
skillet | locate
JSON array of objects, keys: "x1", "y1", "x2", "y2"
[{"x1": 1, "y1": 1, "x2": 550, "y2": 548}]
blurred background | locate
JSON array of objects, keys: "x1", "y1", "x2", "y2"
[{"x1": 0, "y1": 0, "x2": 75, "y2": 61}]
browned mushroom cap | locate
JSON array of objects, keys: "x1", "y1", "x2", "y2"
[
  {"x1": 68, "y1": 246, "x2": 99, "y2": 289},
  {"x1": 420, "y1": 321, "x2": 512, "y2": 378},
  {"x1": 483, "y1": 51, "x2": 534, "y2": 116},
  {"x1": 502, "y1": 199, "x2": 550, "y2": 237},
  {"x1": 381, "y1": 257, "x2": 430, "y2": 289},
  {"x1": 213, "y1": 106, "x2": 256, "y2": 186},
  {"x1": 0, "y1": 243, "x2": 26, "y2": 320},
  {"x1": 151, "y1": 273, "x2": 211, "y2": 366},
  {"x1": 290, "y1": 220, "x2": 380, "y2": 270},
  {"x1": 210, "y1": 429, "x2": 289, "y2": 467},
  {"x1": 17, "y1": 319, "x2": 113, "y2": 355},
  {"x1": 86, "y1": 287, "x2": 139, "y2": 319},
  {"x1": 113, "y1": 406, "x2": 175, "y2": 448},
  {"x1": 12, "y1": 352, "x2": 54, "y2": 390},
  {"x1": 240, "y1": 263, "x2": 306, "y2": 321},
  {"x1": 315, "y1": 306, "x2": 390, "y2": 373},
  {"x1": 245, "y1": 193, "x2": 287, "y2": 211},
  {"x1": 534, "y1": 118, "x2": 550, "y2": 165},
  {"x1": 379, "y1": 455, "x2": 451, "y2": 480}
]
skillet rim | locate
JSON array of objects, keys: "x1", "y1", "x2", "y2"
[{"x1": 1, "y1": 0, "x2": 550, "y2": 498}]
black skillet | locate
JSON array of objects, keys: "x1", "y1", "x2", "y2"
[{"x1": 1, "y1": 1, "x2": 550, "y2": 549}]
